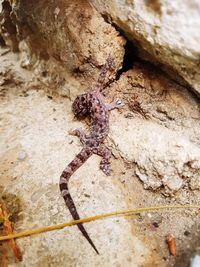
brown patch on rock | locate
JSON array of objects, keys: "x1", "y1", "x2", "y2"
[
  {"x1": 144, "y1": 0, "x2": 162, "y2": 15},
  {"x1": 0, "y1": 0, "x2": 18, "y2": 51},
  {"x1": 11, "y1": 0, "x2": 125, "y2": 81}
]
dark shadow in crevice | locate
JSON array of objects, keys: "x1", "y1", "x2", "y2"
[
  {"x1": 101, "y1": 14, "x2": 138, "y2": 80},
  {"x1": 116, "y1": 39, "x2": 138, "y2": 80},
  {"x1": 1, "y1": 0, "x2": 18, "y2": 51},
  {"x1": 102, "y1": 13, "x2": 200, "y2": 99},
  {"x1": 0, "y1": 35, "x2": 6, "y2": 47}
]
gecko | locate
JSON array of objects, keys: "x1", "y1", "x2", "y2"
[{"x1": 59, "y1": 57, "x2": 123, "y2": 254}]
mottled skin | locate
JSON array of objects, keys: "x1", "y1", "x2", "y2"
[{"x1": 59, "y1": 57, "x2": 123, "y2": 254}]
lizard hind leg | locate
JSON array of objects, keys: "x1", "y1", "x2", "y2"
[{"x1": 94, "y1": 146, "x2": 111, "y2": 176}]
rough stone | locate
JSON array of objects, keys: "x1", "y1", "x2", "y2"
[
  {"x1": 111, "y1": 115, "x2": 200, "y2": 193},
  {"x1": 90, "y1": 0, "x2": 200, "y2": 96},
  {"x1": 10, "y1": 0, "x2": 125, "y2": 79},
  {"x1": 190, "y1": 175, "x2": 200, "y2": 190},
  {"x1": 108, "y1": 63, "x2": 200, "y2": 193}
]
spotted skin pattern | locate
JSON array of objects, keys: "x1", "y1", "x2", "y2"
[{"x1": 59, "y1": 57, "x2": 123, "y2": 254}]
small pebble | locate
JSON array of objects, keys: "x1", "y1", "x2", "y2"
[{"x1": 17, "y1": 150, "x2": 27, "y2": 161}]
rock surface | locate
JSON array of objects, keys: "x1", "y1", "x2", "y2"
[
  {"x1": 108, "y1": 64, "x2": 200, "y2": 193},
  {"x1": 1, "y1": 44, "x2": 200, "y2": 267},
  {"x1": 0, "y1": 0, "x2": 200, "y2": 266},
  {"x1": 0, "y1": 48, "x2": 155, "y2": 267},
  {"x1": 10, "y1": 0, "x2": 125, "y2": 78},
  {"x1": 90, "y1": 0, "x2": 200, "y2": 96}
]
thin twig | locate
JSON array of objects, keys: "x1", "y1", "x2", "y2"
[{"x1": 0, "y1": 204, "x2": 199, "y2": 242}]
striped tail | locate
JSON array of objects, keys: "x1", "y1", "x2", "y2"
[{"x1": 59, "y1": 148, "x2": 99, "y2": 254}]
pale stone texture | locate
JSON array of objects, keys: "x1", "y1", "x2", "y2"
[
  {"x1": 108, "y1": 64, "x2": 200, "y2": 193},
  {"x1": 111, "y1": 116, "x2": 200, "y2": 192},
  {"x1": 90, "y1": 0, "x2": 200, "y2": 96}
]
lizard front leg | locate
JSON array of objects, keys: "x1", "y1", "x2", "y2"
[
  {"x1": 68, "y1": 127, "x2": 87, "y2": 144},
  {"x1": 106, "y1": 98, "x2": 124, "y2": 111}
]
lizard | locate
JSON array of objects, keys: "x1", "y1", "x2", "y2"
[{"x1": 59, "y1": 56, "x2": 123, "y2": 254}]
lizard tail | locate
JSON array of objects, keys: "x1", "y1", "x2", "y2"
[{"x1": 59, "y1": 148, "x2": 99, "y2": 254}]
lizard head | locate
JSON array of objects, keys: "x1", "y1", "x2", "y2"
[{"x1": 72, "y1": 94, "x2": 88, "y2": 119}]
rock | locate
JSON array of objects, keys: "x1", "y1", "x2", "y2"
[
  {"x1": 0, "y1": 0, "x2": 18, "y2": 51},
  {"x1": 90, "y1": 0, "x2": 200, "y2": 96},
  {"x1": 109, "y1": 64, "x2": 200, "y2": 193},
  {"x1": 11, "y1": 0, "x2": 125, "y2": 78},
  {"x1": 189, "y1": 174, "x2": 200, "y2": 190},
  {"x1": 111, "y1": 116, "x2": 200, "y2": 193},
  {"x1": 162, "y1": 176, "x2": 183, "y2": 192}
]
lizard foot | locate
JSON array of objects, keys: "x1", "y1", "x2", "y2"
[
  {"x1": 100, "y1": 159, "x2": 111, "y2": 176},
  {"x1": 106, "y1": 98, "x2": 124, "y2": 111}
]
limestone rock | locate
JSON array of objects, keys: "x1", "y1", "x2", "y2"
[
  {"x1": 190, "y1": 175, "x2": 200, "y2": 190},
  {"x1": 108, "y1": 63, "x2": 200, "y2": 193},
  {"x1": 111, "y1": 116, "x2": 200, "y2": 193},
  {"x1": 90, "y1": 0, "x2": 200, "y2": 96}
]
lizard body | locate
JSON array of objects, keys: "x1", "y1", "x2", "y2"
[{"x1": 59, "y1": 57, "x2": 123, "y2": 254}]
